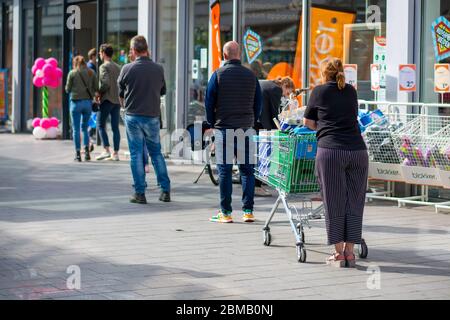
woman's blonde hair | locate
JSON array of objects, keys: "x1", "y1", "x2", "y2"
[
  {"x1": 73, "y1": 55, "x2": 87, "y2": 70},
  {"x1": 273, "y1": 76, "x2": 295, "y2": 91},
  {"x1": 321, "y1": 58, "x2": 346, "y2": 90}
]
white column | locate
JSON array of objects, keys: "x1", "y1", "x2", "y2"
[
  {"x1": 385, "y1": 0, "x2": 416, "y2": 103},
  {"x1": 138, "y1": 0, "x2": 156, "y2": 58},
  {"x1": 11, "y1": 0, "x2": 21, "y2": 133}
]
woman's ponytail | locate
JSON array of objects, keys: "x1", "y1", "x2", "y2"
[
  {"x1": 321, "y1": 58, "x2": 346, "y2": 90},
  {"x1": 336, "y1": 72, "x2": 346, "y2": 90}
]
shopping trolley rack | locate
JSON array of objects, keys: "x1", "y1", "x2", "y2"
[{"x1": 255, "y1": 131, "x2": 368, "y2": 263}]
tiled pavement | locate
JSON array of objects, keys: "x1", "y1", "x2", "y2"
[{"x1": 0, "y1": 134, "x2": 449, "y2": 300}]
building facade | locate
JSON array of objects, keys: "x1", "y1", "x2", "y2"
[{"x1": 0, "y1": 0, "x2": 449, "y2": 136}]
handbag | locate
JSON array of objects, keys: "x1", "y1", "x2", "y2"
[{"x1": 77, "y1": 71, "x2": 99, "y2": 112}]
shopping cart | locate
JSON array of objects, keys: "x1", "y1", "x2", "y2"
[{"x1": 255, "y1": 131, "x2": 368, "y2": 263}]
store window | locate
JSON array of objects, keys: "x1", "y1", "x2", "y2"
[
  {"x1": 241, "y1": 0, "x2": 386, "y2": 101},
  {"x1": 187, "y1": 0, "x2": 232, "y2": 127},
  {"x1": 36, "y1": 0, "x2": 63, "y2": 120},
  {"x1": 105, "y1": 0, "x2": 138, "y2": 65},
  {"x1": 422, "y1": 0, "x2": 450, "y2": 114},
  {"x1": 23, "y1": 5, "x2": 35, "y2": 129},
  {"x1": 4, "y1": 3, "x2": 12, "y2": 122},
  {"x1": 157, "y1": 0, "x2": 177, "y2": 132},
  {"x1": 240, "y1": 0, "x2": 303, "y2": 81}
]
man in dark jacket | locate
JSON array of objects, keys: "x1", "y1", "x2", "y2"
[
  {"x1": 205, "y1": 41, "x2": 262, "y2": 224},
  {"x1": 118, "y1": 35, "x2": 171, "y2": 204}
]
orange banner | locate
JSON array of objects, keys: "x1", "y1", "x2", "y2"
[{"x1": 211, "y1": 3, "x2": 222, "y2": 72}]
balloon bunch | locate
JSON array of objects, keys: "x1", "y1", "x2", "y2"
[
  {"x1": 31, "y1": 57, "x2": 63, "y2": 139},
  {"x1": 32, "y1": 117, "x2": 60, "y2": 140},
  {"x1": 32, "y1": 57, "x2": 63, "y2": 119}
]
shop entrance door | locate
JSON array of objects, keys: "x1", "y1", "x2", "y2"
[{"x1": 69, "y1": 1, "x2": 97, "y2": 69}]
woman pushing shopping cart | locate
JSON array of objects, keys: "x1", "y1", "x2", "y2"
[{"x1": 256, "y1": 58, "x2": 369, "y2": 267}]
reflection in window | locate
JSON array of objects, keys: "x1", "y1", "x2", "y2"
[
  {"x1": 37, "y1": 1, "x2": 63, "y2": 120},
  {"x1": 105, "y1": 0, "x2": 138, "y2": 65},
  {"x1": 241, "y1": 0, "x2": 387, "y2": 101},
  {"x1": 157, "y1": 0, "x2": 177, "y2": 131}
]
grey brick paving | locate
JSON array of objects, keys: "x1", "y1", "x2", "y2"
[{"x1": 0, "y1": 134, "x2": 449, "y2": 300}]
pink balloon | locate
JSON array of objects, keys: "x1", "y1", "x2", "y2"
[
  {"x1": 36, "y1": 70, "x2": 44, "y2": 78},
  {"x1": 43, "y1": 64, "x2": 55, "y2": 77},
  {"x1": 46, "y1": 58, "x2": 58, "y2": 68},
  {"x1": 49, "y1": 78, "x2": 60, "y2": 88},
  {"x1": 42, "y1": 77, "x2": 53, "y2": 87},
  {"x1": 32, "y1": 65, "x2": 38, "y2": 76},
  {"x1": 33, "y1": 76, "x2": 44, "y2": 87},
  {"x1": 34, "y1": 58, "x2": 46, "y2": 70},
  {"x1": 40, "y1": 118, "x2": 51, "y2": 130},
  {"x1": 50, "y1": 118, "x2": 59, "y2": 128},
  {"x1": 54, "y1": 68, "x2": 63, "y2": 79},
  {"x1": 32, "y1": 118, "x2": 41, "y2": 128}
]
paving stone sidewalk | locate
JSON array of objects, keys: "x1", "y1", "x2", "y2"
[{"x1": 0, "y1": 134, "x2": 449, "y2": 300}]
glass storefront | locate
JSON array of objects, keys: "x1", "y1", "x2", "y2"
[
  {"x1": 157, "y1": 0, "x2": 177, "y2": 132},
  {"x1": 36, "y1": 0, "x2": 63, "y2": 120},
  {"x1": 23, "y1": 3, "x2": 35, "y2": 128},
  {"x1": 4, "y1": 3, "x2": 12, "y2": 121},
  {"x1": 105, "y1": 0, "x2": 138, "y2": 65},
  {"x1": 422, "y1": 0, "x2": 450, "y2": 114},
  {"x1": 240, "y1": 0, "x2": 386, "y2": 101},
  {"x1": 187, "y1": 0, "x2": 233, "y2": 127}
]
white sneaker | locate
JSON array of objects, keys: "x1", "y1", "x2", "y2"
[
  {"x1": 96, "y1": 152, "x2": 111, "y2": 161},
  {"x1": 109, "y1": 153, "x2": 120, "y2": 162}
]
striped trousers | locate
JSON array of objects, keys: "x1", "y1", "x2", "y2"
[{"x1": 315, "y1": 148, "x2": 369, "y2": 245}]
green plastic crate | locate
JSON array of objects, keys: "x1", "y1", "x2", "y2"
[{"x1": 266, "y1": 132, "x2": 320, "y2": 194}]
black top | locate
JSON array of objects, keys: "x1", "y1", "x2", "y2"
[
  {"x1": 117, "y1": 56, "x2": 166, "y2": 117},
  {"x1": 304, "y1": 82, "x2": 366, "y2": 151},
  {"x1": 259, "y1": 80, "x2": 283, "y2": 130}
]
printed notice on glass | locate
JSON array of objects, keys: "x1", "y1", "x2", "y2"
[
  {"x1": 399, "y1": 64, "x2": 417, "y2": 92},
  {"x1": 371, "y1": 64, "x2": 381, "y2": 91},
  {"x1": 434, "y1": 64, "x2": 450, "y2": 93},
  {"x1": 344, "y1": 64, "x2": 358, "y2": 89},
  {"x1": 200, "y1": 48, "x2": 208, "y2": 69}
]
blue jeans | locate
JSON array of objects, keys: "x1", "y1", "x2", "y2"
[
  {"x1": 98, "y1": 100, "x2": 121, "y2": 152},
  {"x1": 125, "y1": 115, "x2": 171, "y2": 194},
  {"x1": 70, "y1": 99, "x2": 92, "y2": 151},
  {"x1": 215, "y1": 129, "x2": 255, "y2": 213}
]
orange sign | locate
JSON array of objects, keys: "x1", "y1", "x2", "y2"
[
  {"x1": 210, "y1": 2, "x2": 222, "y2": 72},
  {"x1": 434, "y1": 64, "x2": 450, "y2": 93},
  {"x1": 268, "y1": 7, "x2": 356, "y2": 89},
  {"x1": 399, "y1": 64, "x2": 417, "y2": 92}
]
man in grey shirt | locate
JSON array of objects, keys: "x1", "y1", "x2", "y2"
[{"x1": 118, "y1": 35, "x2": 171, "y2": 204}]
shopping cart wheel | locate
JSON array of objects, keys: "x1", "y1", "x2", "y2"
[
  {"x1": 263, "y1": 230, "x2": 272, "y2": 246},
  {"x1": 358, "y1": 239, "x2": 368, "y2": 259},
  {"x1": 297, "y1": 245, "x2": 307, "y2": 263}
]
